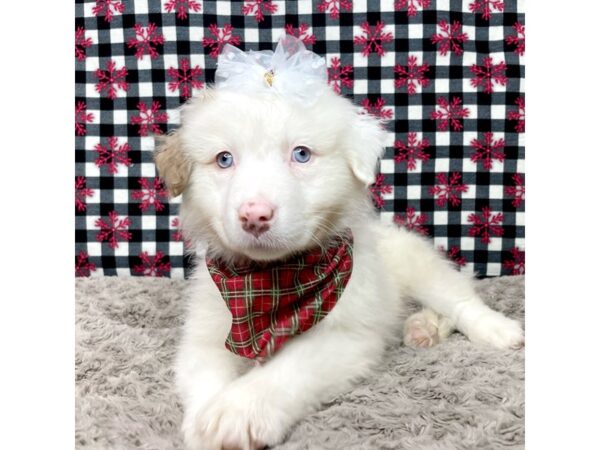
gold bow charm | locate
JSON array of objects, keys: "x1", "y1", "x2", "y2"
[{"x1": 263, "y1": 70, "x2": 274, "y2": 87}]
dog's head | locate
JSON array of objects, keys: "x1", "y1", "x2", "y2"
[{"x1": 155, "y1": 87, "x2": 387, "y2": 263}]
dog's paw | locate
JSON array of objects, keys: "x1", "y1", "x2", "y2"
[
  {"x1": 183, "y1": 381, "x2": 291, "y2": 450},
  {"x1": 403, "y1": 311, "x2": 440, "y2": 348},
  {"x1": 465, "y1": 310, "x2": 524, "y2": 349}
]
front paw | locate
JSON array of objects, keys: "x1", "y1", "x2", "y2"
[
  {"x1": 183, "y1": 382, "x2": 291, "y2": 450},
  {"x1": 465, "y1": 310, "x2": 524, "y2": 349}
]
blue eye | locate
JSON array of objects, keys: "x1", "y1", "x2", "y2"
[
  {"x1": 216, "y1": 151, "x2": 234, "y2": 168},
  {"x1": 292, "y1": 146, "x2": 311, "y2": 163}
]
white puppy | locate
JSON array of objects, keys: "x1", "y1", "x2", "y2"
[{"x1": 155, "y1": 39, "x2": 524, "y2": 450}]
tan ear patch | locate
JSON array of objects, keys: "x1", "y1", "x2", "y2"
[{"x1": 154, "y1": 131, "x2": 191, "y2": 198}]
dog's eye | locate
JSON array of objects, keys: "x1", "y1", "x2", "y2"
[
  {"x1": 216, "y1": 151, "x2": 234, "y2": 168},
  {"x1": 292, "y1": 146, "x2": 311, "y2": 163}
]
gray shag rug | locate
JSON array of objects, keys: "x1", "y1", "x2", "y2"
[{"x1": 76, "y1": 276, "x2": 524, "y2": 450}]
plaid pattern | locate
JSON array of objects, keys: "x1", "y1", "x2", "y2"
[
  {"x1": 207, "y1": 231, "x2": 353, "y2": 360},
  {"x1": 75, "y1": 0, "x2": 525, "y2": 278}
]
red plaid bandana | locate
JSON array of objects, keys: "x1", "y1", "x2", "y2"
[{"x1": 206, "y1": 230, "x2": 354, "y2": 361}]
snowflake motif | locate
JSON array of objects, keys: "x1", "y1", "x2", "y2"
[
  {"x1": 470, "y1": 132, "x2": 505, "y2": 170},
  {"x1": 75, "y1": 176, "x2": 94, "y2": 212},
  {"x1": 430, "y1": 96, "x2": 470, "y2": 131},
  {"x1": 505, "y1": 173, "x2": 525, "y2": 208},
  {"x1": 75, "y1": 101, "x2": 94, "y2": 136},
  {"x1": 467, "y1": 207, "x2": 503, "y2": 244},
  {"x1": 131, "y1": 101, "x2": 169, "y2": 137},
  {"x1": 506, "y1": 22, "x2": 525, "y2": 56},
  {"x1": 394, "y1": 55, "x2": 430, "y2": 95},
  {"x1": 508, "y1": 97, "x2": 525, "y2": 133},
  {"x1": 202, "y1": 24, "x2": 241, "y2": 59},
  {"x1": 133, "y1": 251, "x2": 171, "y2": 277},
  {"x1": 75, "y1": 27, "x2": 93, "y2": 61},
  {"x1": 394, "y1": 0, "x2": 431, "y2": 17},
  {"x1": 354, "y1": 21, "x2": 394, "y2": 57},
  {"x1": 439, "y1": 245, "x2": 467, "y2": 267},
  {"x1": 132, "y1": 178, "x2": 168, "y2": 212},
  {"x1": 361, "y1": 97, "x2": 393, "y2": 120},
  {"x1": 503, "y1": 247, "x2": 525, "y2": 275},
  {"x1": 95, "y1": 60, "x2": 128, "y2": 99},
  {"x1": 127, "y1": 23, "x2": 165, "y2": 60},
  {"x1": 327, "y1": 57, "x2": 353, "y2": 94},
  {"x1": 429, "y1": 172, "x2": 469, "y2": 207},
  {"x1": 285, "y1": 24, "x2": 316, "y2": 46},
  {"x1": 431, "y1": 20, "x2": 468, "y2": 56},
  {"x1": 369, "y1": 173, "x2": 392, "y2": 209},
  {"x1": 469, "y1": 0, "x2": 504, "y2": 20},
  {"x1": 95, "y1": 211, "x2": 132, "y2": 249},
  {"x1": 167, "y1": 58, "x2": 204, "y2": 99},
  {"x1": 241, "y1": 0, "x2": 278, "y2": 22},
  {"x1": 171, "y1": 218, "x2": 194, "y2": 248},
  {"x1": 394, "y1": 207, "x2": 429, "y2": 235},
  {"x1": 94, "y1": 136, "x2": 132, "y2": 174},
  {"x1": 92, "y1": 0, "x2": 125, "y2": 23},
  {"x1": 317, "y1": 0, "x2": 352, "y2": 19},
  {"x1": 164, "y1": 0, "x2": 202, "y2": 19},
  {"x1": 76, "y1": 251, "x2": 96, "y2": 277},
  {"x1": 470, "y1": 56, "x2": 508, "y2": 94},
  {"x1": 394, "y1": 132, "x2": 430, "y2": 171}
]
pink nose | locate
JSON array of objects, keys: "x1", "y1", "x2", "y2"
[{"x1": 238, "y1": 200, "x2": 275, "y2": 237}]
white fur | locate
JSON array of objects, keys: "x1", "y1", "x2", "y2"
[{"x1": 168, "y1": 88, "x2": 524, "y2": 450}]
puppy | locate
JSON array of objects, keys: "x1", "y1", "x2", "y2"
[{"x1": 155, "y1": 38, "x2": 524, "y2": 450}]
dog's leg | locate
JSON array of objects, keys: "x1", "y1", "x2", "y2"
[
  {"x1": 379, "y1": 225, "x2": 524, "y2": 350},
  {"x1": 404, "y1": 308, "x2": 455, "y2": 348},
  {"x1": 193, "y1": 327, "x2": 386, "y2": 449}
]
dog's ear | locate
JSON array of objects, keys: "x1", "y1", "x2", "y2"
[
  {"x1": 154, "y1": 130, "x2": 191, "y2": 198},
  {"x1": 346, "y1": 111, "x2": 388, "y2": 187}
]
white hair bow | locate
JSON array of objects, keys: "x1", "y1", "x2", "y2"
[{"x1": 214, "y1": 35, "x2": 328, "y2": 106}]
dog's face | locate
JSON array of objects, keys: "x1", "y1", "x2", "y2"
[{"x1": 155, "y1": 88, "x2": 386, "y2": 262}]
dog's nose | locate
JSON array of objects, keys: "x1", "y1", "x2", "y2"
[{"x1": 238, "y1": 200, "x2": 275, "y2": 237}]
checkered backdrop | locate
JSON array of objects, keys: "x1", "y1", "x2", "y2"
[{"x1": 75, "y1": 0, "x2": 525, "y2": 278}]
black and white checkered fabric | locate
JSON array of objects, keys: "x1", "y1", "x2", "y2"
[{"x1": 75, "y1": 0, "x2": 525, "y2": 278}]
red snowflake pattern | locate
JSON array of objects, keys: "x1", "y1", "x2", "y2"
[
  {"x1": 429, "y1": 172, "x2": 469, "y2": 207},
  {"x1": 128, "y1": 23, "x2": 164, "y2": 60},
  {"x1": 76, "y1": 251, "x2": 96, "y2": 277},
  {"x1": 164, "y1": 0, "x2": 201, "y2": 19},
  {"x1": 369, "y1": 173, "x2": 392, "y2": 209},
  {"x1": 133, "y1": 251, "x2": 171, "y2": 277},
  {"x1": 75, "y1": 176, "x2": 94, "y2": 212},
  {"x1": 327, "y1": 57, "x2": 353, "y2": 94},
  {"x1": 132, "y1": 178, "x2": 168, "y2": 212},
  {"x1": 503, "y1": 247, "x2": 525, "y2": 275},
  {"x1": 470, "y1": 57, "x2": 508, "y2": 94},
  {"x1": 241, "y1": 0, "x2": 277, "y2": 22},
  {"x1": 394, "y1": 207, "x2": 429, "y2": 235},
  {"x1": 394, "y1": 133, "x2": 430, "y2": 171},
  {"x1": 171, "y1": 218, "x2": 194, "y2": 249},
  {"x1": 439, "y1": 245, "x2": 467, "y2": 267},
  {"x1": 95, "y1": 211, "x2": 132, "y2": 249},
  {"x1": 431, "y1": 20, "x2": 468, "y2": 56},
  {"x1": 75, "y1": 101, "x2": 94, "y2": 136},
  {"x1": 353, "y1": 21, "x2": 393, "y2": 57},
  {"x1": 506, "y1": 22, "x2": 525, "y2": 56},
  {"x1": 394, "y1": 0, "x2": 431, "y2": 17},
  {"x1": 469, "y1": 0, "x2": 504, "y2": 20},
  {"x1": 94, "y1": 136, "x2": 132, "y2": 174},
  {"x1": 95, "y1": 60, "x2": 128, "y2": 99},
  {"x1": 167, "y1": 58, "x2": 204, "y2": 99},
  {"x1": 361, "y1": 97, "x2": 393, "y2": 120},
  {"x1": 394, "y1": 55, "x2": 430, "y2": 95},
  {"x1": 505, "y1": 173, "x2": 525, "y2": 208},
  {"x1": 202, "y1": 24, "x2": 242, "y2": 59},
  {"x1": 317, "y1": 0, "x2": 352, "y2": 19},
  {"x1": 430, "y1": 96, "x2": 470, "y2": 131},
  {"x1": 508, "y1": 97, "x2": 525, "y2": 133},
  {"x1": 285, "y1": 24, "x2": 316, "y2": 46},
  {"x1": 468, "y1": 207, "x2": 503, "y2": 244},
  {"x1": 75, "y1": 27, "x2": 93, "y2": 61},
  {"x1": 131, "y1": 101, "x2": 168, "y2": 136},
  {"x1": 92, "y1": 0, "x2": 125, "y2": 22},
  {"x1": 470, "y1": 132, "x2": 505, "y2": 170}
]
